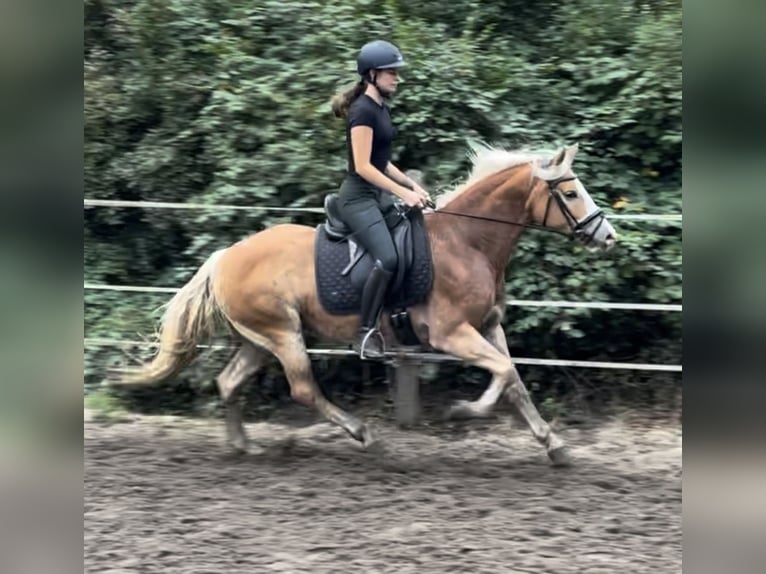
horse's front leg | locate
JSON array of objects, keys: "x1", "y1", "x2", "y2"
[
  {"x1": 447, "y1": 323, "x2": 510, "y2": 420},
  {"x1": 432, "y1": 322, "x2": 570, "y2": 466}
]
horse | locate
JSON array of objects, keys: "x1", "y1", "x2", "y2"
[{"x1": 112, "y1": 142, "x2": 617, "y2": 466}]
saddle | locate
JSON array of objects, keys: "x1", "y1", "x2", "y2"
[
  {"x1": 323, "y1": 193, "x2": 415, "y2": 294},
  {"x1": 315, "y1": 193, "x2": 434, "y2": 345}
]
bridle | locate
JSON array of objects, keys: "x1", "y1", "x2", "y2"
[
  {"x1": 542, "y1": 177, "x2": 606, "y2": 244},
  {"x1": 432, "y1": 176, "x2": 606, "y2": 244}
]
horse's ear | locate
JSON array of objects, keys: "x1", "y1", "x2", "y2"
[
  {"x1": 552, "y1": 147, "x2": 567, "y2": 166},
  {"x1": 552, "y1": 143, "x2": 578, "y2": 167},
  {"x1": 563, "y1": 143, "x2": 579, "y2": 166}
]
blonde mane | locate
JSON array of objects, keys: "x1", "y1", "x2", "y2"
[{"x1": 434, "y1": 141, "x2": 574, "y2": 208}]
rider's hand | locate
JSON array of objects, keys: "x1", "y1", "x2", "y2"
[
  {"x1": 411, "y1": 183, "x2": 431, "y2": 203},
  {"x1": 402, "y1": 188, "x2": 427, "y2": 209}
]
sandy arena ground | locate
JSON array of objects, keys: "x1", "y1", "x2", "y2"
[{"x1": 85, "y1": 402, "x2": 681, "y2": 574}]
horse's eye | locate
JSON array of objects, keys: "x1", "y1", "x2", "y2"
[{"x1": 563, "y1": 190, "x2": 578, "y2": 199}]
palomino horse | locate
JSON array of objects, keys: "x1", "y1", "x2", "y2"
[{"x1": 114, "y1": 143, "x2": 616, "y2": 466}]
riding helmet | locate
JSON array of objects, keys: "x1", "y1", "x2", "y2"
[{"x1": 356, "y1": 40, "x2": 407, "y2": 77}]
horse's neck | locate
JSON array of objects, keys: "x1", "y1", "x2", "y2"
[{"x1": 443, "y1": 168, "x2": 532, "y2": 275}]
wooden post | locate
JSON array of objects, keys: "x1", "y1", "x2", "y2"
[
  {"x1": 393, "y1": 357, "x2": 421, "y2": 427},
  {"x1": 362, "y1": 361, "x2": 371, "y2": 389},
  {"x1": 386, "y1": 363, "x2": 397, "y2": 403}
]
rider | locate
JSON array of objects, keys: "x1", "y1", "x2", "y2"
[{"x1": 330, "y1": 40, "x2": 431, "y2": 359}]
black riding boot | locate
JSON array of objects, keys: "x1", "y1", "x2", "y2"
[{"x1": 354, "y1": 260, "x2": 393, "y2": 359}]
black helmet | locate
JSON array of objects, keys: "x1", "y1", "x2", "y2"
[{"x1": 356, "y1": 40, "x2": 407, "y2": 78}]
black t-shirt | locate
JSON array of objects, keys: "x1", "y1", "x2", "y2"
[{"x1": 346, "y1": 94, "x2": 397, "y2": 175}]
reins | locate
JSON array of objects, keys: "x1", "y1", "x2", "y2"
[
  {"x1": 428, "y1": 176, "x2": 604, "y2": 242},
  {"x1": 430, "y1": 208, "x2": 571, "y2": 238},
  {"x1": 331, "y1": 177, "x2": 606, "y2": 245}
]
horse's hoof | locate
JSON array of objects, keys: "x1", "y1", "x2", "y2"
[
  {"x1": 228, "y1": 437, "x2": 251, "y2": 455},
  {"x1": 445, "y1": 400, "x2": 473, "y2": 420},
  {"x1": 360, "y1": 425, "x2": 382, "y2": 451},
  {"x1": 446, "y1": 400, "x2": 490, "y2": 421},
  {"x1": 548, "y1": 446, "x2": 573, "y2": 467}
]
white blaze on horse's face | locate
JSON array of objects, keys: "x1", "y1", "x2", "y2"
[{"x1": 572, "y1": 179, "x2": 617, "y2": 252}]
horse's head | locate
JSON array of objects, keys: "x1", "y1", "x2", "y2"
[{"x1": 527, "y1": 144, "x2": 617, "y2": 251}]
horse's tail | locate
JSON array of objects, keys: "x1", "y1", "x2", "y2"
[{"x1": 110, "y1": 249, "x2": 227, "y2": 386}]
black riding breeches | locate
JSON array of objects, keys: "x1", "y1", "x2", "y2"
[{"x1": 337, "y1": 178, "x2": 398, "y2": 273}]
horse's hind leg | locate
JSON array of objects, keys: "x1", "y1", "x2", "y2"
[
  {"x1": 217, "y1": 343, "x2": 268, "y2": 454},
  {"x1": 270, "y1": 331, "x2": 378, "y2": 448}
]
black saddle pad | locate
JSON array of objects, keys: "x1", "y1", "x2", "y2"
[{"x1": 315, "y1": 213, "x2": 433, "y2": 315}]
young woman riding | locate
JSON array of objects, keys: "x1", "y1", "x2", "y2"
[{"x1": 330, "y1": 40, "x2": 431, "y2": 359}]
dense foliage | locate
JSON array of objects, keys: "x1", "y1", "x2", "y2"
[{"x1": 85, "y1": 0, "x2": 681, "y2": 412}]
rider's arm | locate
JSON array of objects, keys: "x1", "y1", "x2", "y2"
[
  {"x1": 350, "y1": 126, "x2": 413, "y2": 201},
  {"x1": 384, "y1": 162, "x2": 416, "y2": 190}
]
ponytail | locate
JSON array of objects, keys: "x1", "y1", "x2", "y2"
[{"x1": 331, "y1": 80, "x2": 367, "y2": 119}]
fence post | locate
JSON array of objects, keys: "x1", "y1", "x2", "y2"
[{"x1": 393, "y1": 357, "x2": 420, "y2": 427}]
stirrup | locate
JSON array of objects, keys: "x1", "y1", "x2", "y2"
[{"x1": 359, "y1": 328, "x2": 386, "y2": 360}]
